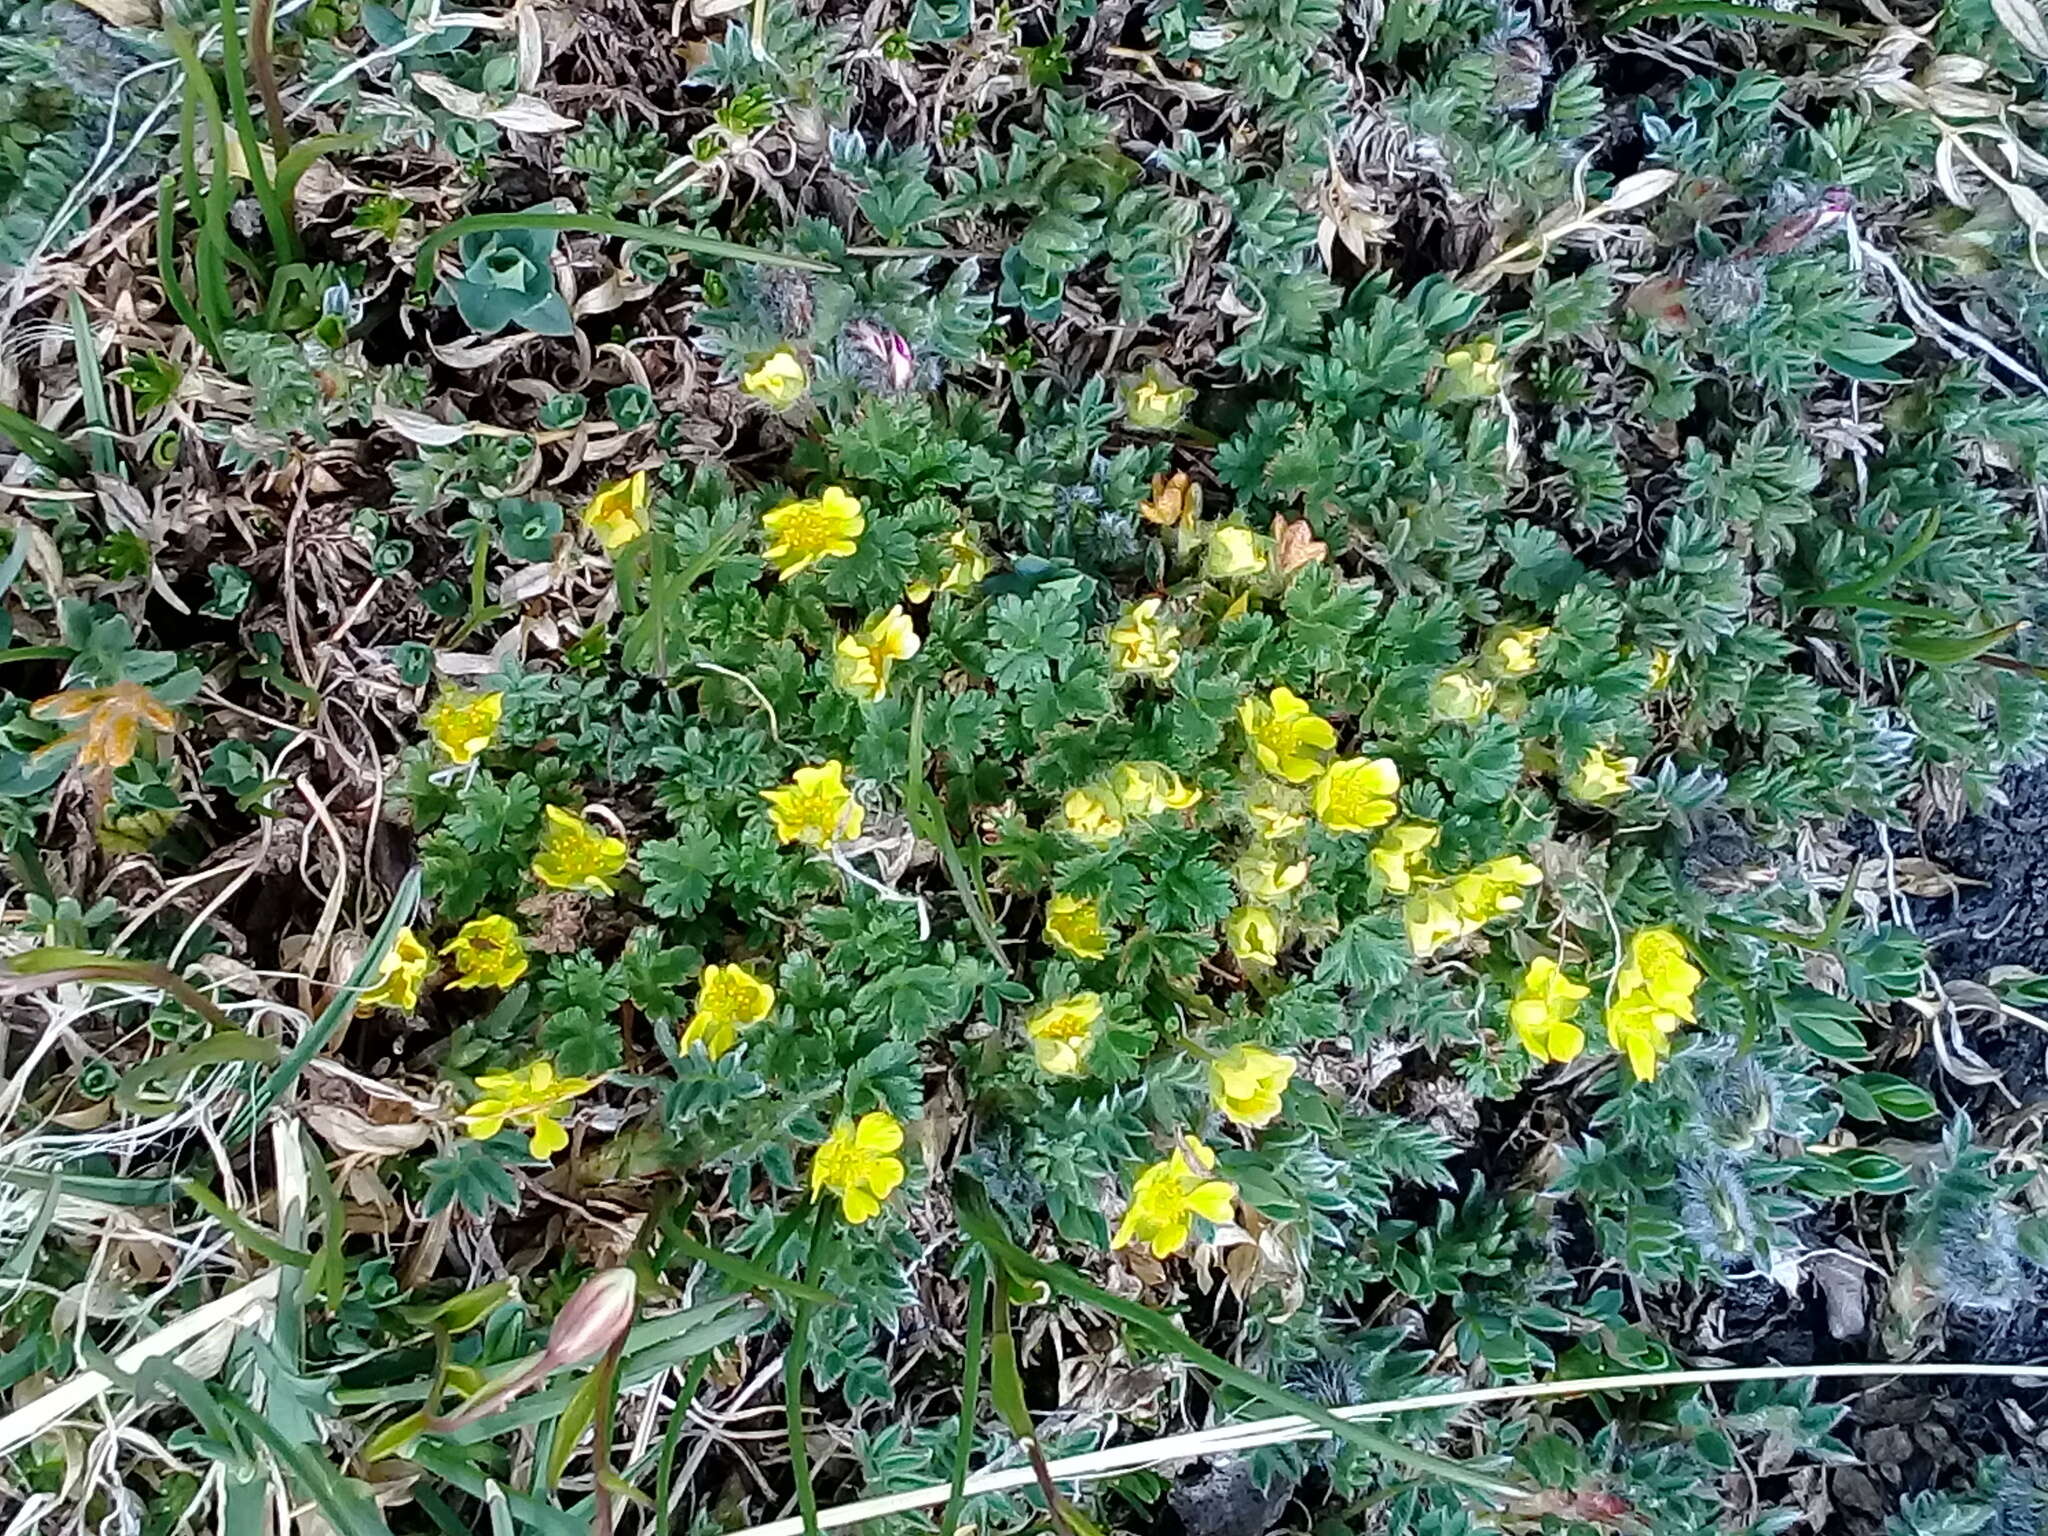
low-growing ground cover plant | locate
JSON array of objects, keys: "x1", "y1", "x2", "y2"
[{"x1": 1, "y1": 0, "x2": 2047, "y2": 1530}]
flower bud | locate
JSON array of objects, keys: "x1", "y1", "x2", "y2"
[
  {"x1": 844, "y1": 320, "x2": 917, "y2": 393},
  {"x1": 543, "y1": 1268, "x2": 638, "y2": 1369}
]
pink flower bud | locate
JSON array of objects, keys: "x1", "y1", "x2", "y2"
[
  {"x1": 542, "y1": 1269, "x2": 638, "y2": 1369},
  {"x1": 845, "y1": 320, "x2": 916, "y2": 392}
]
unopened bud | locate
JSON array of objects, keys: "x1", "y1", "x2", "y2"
[{"x1": 543, "y1": 1269, "x2": 638, "y2": 1369}]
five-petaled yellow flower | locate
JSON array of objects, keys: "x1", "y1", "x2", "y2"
[
  {"x1": 812, "y1": 1110, "x2": 907, "y2": 1224},
  {"x1": 442, "y1": 915, "x2": 527, "y2": 990},
  {"x1": 1567, "y1": 747, "x2": 1638, "y2": 804},
  {"x1": 358, "y1": 927, "x2": 430, "y2": 1013},
  {"x1": 682, "y1": 963, "x2": 776, "y2": 1059},
  {"x1": 1124, "y1": 367, "x2": 1195, "y2": 430},
  {"x1": 1113, "y1": 1139, "x2": 1237, "y2": 1259},
  {"x1": 1044, "y1": 894, "x2": 1110, "y2": 961},
  {"x1": 583, "y1": 471, "x2": 649, "y2": 552},
  {"x1": 1113, "y1": 762, "x2": 1201, "y2": 815},
  {"x1": 1226, "y1": 904, "x2": 1283, "y2": 968},
  {"x1": 1209, "y1": 1044, "x2": 1295, "y2": 1129},
  {"x1": 834, "y1": 606, "x2": 921, "y2": 702},
  {"x1": 465, "y1": 1059, "x2": 597, "y2": 1159},
  {"x1": 1483, "y1": 624, "x2": 1550, "y2": 677},
  {"x1": 532, "y1": 805, "x2": 630, "y2": 895},
  {"x1": 31, "y1": 680, "x2": 177, "y2": 773},
  {"x1": 1236, "y1": 851, "x2": 1310, "y2": 905},
  {"x1": 1313, "y1": 756, "x2": 1401, "y2": 832},
  {"x1": 762, "y1": 760, "x2": 864, "y2": 848},
  {"x1": 762, "y1": 486, "x2": 864, "y2": 578},
  {"x1": 1430, "y1": 670, "x2": 1495, "y2": 722},
  {"x1": 1061, "y1": 783, "x2": 1125, "y2": 843},
  {"x1": 939, "y1": 529, "x2": 990, "y2": 595},
  {"x1": 1510, "y1": 956, "x2": 1589, "y2": 1063},
  {"x1": 1440, "y1": 338, "x2": 1507, "y2": 399},
  {"x1": 1451, "y1": 854, "x2": 1543, "y2": 925},
  {"x1": 1204, "y1": 526, "x2": 1267, "y2": 579},
  {"x1": 740, "y1": 347, "x2": 808, "y2": 408},
  {"x1": 1371, "y1": 820, "x2": 1439, "y2": 894},
  {"x1": 1405, "y1": 887, "x2": 1471, "y2": 959},
  {"x1": 1239, "y1": 687, "x2": 1336, "y2": 783},
  {"x1": 423, "y1": 688, "x2": 503, "y2": 765},
  {"x1": 1025, "y1": 992, "x2": 1103, "y2": 1077},
  {"x1": 1605, "y1": 927, "x2": 1701, "y2": 1081},
  {"x1": 1245, "y1": 793, "x2": 1308, "y2": 841},
  {"x1": 1109, "y1": 598, "x2": 1181, "y2": 681}
]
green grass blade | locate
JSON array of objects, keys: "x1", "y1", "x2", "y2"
[
  {"x1": 667, "y1": 1227, "x2": 841, "y2": 1306},
  {"x1": 0, "y1": 401, "x2": 88, "y2": 481},
  {"x1": 231, "y1": 867, "x2": 421, "y2": 1145},
  {"x1": 66, "y1": 295, "x2": 117, "y2": 477},
  {"x1": 939, "y1": 1260, "x2": 989, "y2": 1536}
]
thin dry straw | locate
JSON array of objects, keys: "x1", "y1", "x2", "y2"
[{"x1": 726, "y1": 1359, "x2": 2048, "y2": 1536}]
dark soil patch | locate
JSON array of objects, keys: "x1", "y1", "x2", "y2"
[{"x1": 1911, "y1": 762, "x2": 2048, "y2": 983}]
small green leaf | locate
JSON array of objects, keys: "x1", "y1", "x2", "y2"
[{"x1": 1838, "y1": 1072, "x2": 1938, "y2": 1122}]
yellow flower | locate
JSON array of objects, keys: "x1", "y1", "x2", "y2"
[
  {"x1": 682, "y1": 963, "x2": 776, "y2": 1059},
  {"x1": 1450, "y1": 854, "x2": 1544, "y2": 925},
  {"x1": 1605, "y1": 992, "x2": 1678, "y2": 1082},
  {"x1": 762, "y1": 486, "x2": 864, "y2": 578},
  {"x1": 1208, "y1": 1044, "x2": 1295, "y2": 1129},
  {"x1": 1245, "y1": 793, "x2": 1308, "y2": 841},
  {"x1": 464, "y1": 1059, "x2": 597, "y2": 1159},
  {"x1": 1236, "y1": 851, "x2": 1310, "y2": 905},
  {"x1": 1371, "y1": 820, "x2": 1439, "y2": 894},
  {"x1": 1405, "y1": 887, "x2": 1474, "y2": 958},
  {"x1": 583, "y1": 471, "x2": 649, "y2": 552},
  {"x1": 833, "y1": 606, "x2": 921, "y2": 702},
  {"x1": 938, "y1": 529, "x2": 989, "y2": 594},
  {"x1": 30, "y1": 680, "x2": 177, "y2": 773},
  {"x1": 740, "y1": 347, "x2": 807, "y2": 408},
  {"x1": 1025, "y1": 992, "x2": 1103, "y2": 1076},
  {"x1": 442, "y1": 915, "x2": 527, "y2": 991},
  {"x1": 1566, "y1": 747, "x2": 1638, "y2": 804},
  {"x1": 1647, "y1": 648, "x2": 1676, "y2": 691},
  {"x1": 532, "y1": 805, "x2": 630, "y2": 895},
  {"x1": 1140, "y1": 471, "x2": 1200, "y2": 531},
  {"x1": 1125, "y1": 366, "x2": 1196, "y2": 430},
  {"x1": 1312, "y1": 756, "x2": 1401, "y2": 832},
  {"x1": 1618, "y1": 927, "x2": 1702, "y2": 1017},
  {"x1": 1238, "y1": 687, "x2": 1337, "y2": 783},
  {"x1": 1113, "y1": 762, "x2": 1202, "y2": 815},
  {"x1": 1204, "y1": 525, "x2": 1267, "y2": 579},
  {"x1": 1113, "y1": 1139, "x2": 1237, "y2": 1259},
  {"x1": 1510, "y1": 956, "x2": 1589, "y2": 1064},
  {"x1": 358, "y1": 927, "x2": 430, "y2": 1013},
  {"x1": 1061, "y1": 784, "x2": 1125, "y2": 843},
  {"x1": 1430, "y1": 669, "x2": 1495, "y2": 722},
  {"x1": 762, "y1": 760, "x2": 864, "y2": 848},
  {"x1": 423, "y1": 688, "x2": 503, "y2": 765},
  {"x1": 1483, "y1": 624, "x2": 1550, "y2": 677},
  {"x1": 1109, "y1": 598, "x2": 1181, "y2": 681},
  {"x1": 811, "y1": 1111, "x2": 907, "y2": 1224},
  {"x1": 1603, "y1": 930, "x2": 1701, "y2": 1080},
  {"x1": 1440, "y1": 338, "x2": 1506, "y2": 399},
  {"x1": 1225, "y1": 904, "x2": 1282, "y2": 968},
  {"x1": 1044, "y1": 894, "x2": 1111, "y2": 961}
]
